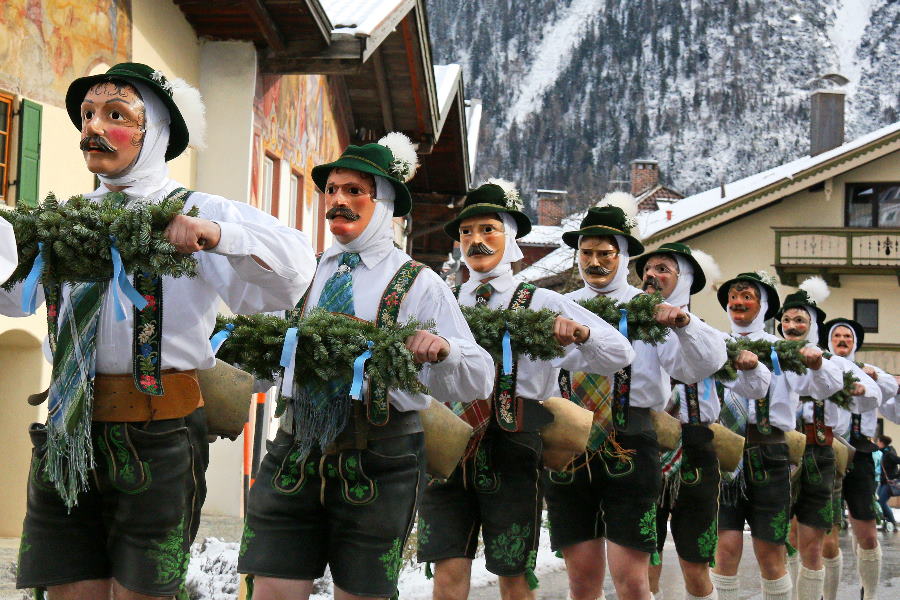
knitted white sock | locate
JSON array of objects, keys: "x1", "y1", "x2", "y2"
[
  {"x1": 710, "y1": 572, "x2": 740, "y2": 600},
  {"x1": 786, "y1": 552, "x2": 800, "y2": 600},
  {"x1": 856, "y1": 545, "x2": 881, "y2": 600},
  {"x1": 796, "y1": 566, "x2": 825, "y2": 600},
  {"x1": 685, "y1": 588, "x2": 718, "y2": 600},
  {"x1": 761, "y1": 573, "x2": 793, "y2": 600},
  {"x1": 823, "y1": 551, "x2": 842, "y2": 600}
]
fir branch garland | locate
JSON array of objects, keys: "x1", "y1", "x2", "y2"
[
  {"x1": 714, "y1": 339, "x2": 809, "y2": 382},
  {"x1": 577, "y1": 292, "x2": 669, "y2": 344},
  {"x1": 215, "y1": 309, "x2": 430, "y2": 393},
  {"x1": 460, "y1": 305, "x2": 564, "y2": 364},
  {"x1": 1, "y1": 192, "x2": 200, "y2": 289},
  {"x1": 828, "y1": 370, "x2": 859, "y2": 411}
]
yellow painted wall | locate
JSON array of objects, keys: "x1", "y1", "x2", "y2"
[
  {"x1": 683, "y1": 149, "x2": 900, "y2": 361},
  {"x1": 131, "y1": 0, "x2": 200, "y2": 188}
]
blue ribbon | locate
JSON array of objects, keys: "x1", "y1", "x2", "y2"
[
  {"x1": 109, "y1": 237, "x2": 148, "y2": 321},
  {"x1": 618, "y1": 308, "x2": 629, "y2": 338},
  {"x1": 702, "y1": 377, "x2": 715, "y2": 404},
  {"x1": 21, "y1": 242, "x2": 45, "y2": 315},
  {"x1": 501, "y1": 328, "x2": 513, "y2": 376},
  {"x1": 279, "y1": 327, "x2": 299, "y2": 368},
  {"x1": 350, "y1": 340, "x2": 375, "y2": 400},
  {"x1": 210, "y1": 323, "x2": 235, "y2": 354},
  {"x1": 770, "y1": 344, "x2": 783, "y2": 376}
]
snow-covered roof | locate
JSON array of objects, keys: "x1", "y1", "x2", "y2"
[
  {"x1": 519, "y1": 246, "x2": 575, "y2": 283},
  {"x1": 321, "y1": 0, "x2": 414, "y2": 37},
  {"x1": 518, "y1": 224, "x2": 563, "y2": 246},
  {"x1": 639, "y1": 120, "x2": 900, "y2": 242},
  {"x1": 465, "y1": 99, "x2": 483, "y2": 179},
  {"x1": 433, "y1": 64, "x2": 461, "y2": 131}
]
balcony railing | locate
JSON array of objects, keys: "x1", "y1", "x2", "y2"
[{"x1": 773, "y1": 227, "x2": 900, "y2": 286}]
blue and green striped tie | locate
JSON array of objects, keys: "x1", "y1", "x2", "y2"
[{"x1": 317, "y1": 252, "x2": 361, "y2": 314}]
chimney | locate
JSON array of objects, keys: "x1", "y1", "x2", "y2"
[
  {"x1": 630, "y1": 159, "x2": 659, "y2": 196},
  {"x1": 536, "y1": 189, "x2": 566, "y2": 226},
  {"x1": 809, "y1": 89, "x2": 845, "y2": 156}
]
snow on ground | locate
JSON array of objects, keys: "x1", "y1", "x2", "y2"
[
  {"x1": 829, "y1": 0, "x2": 881, "y2": 93},
  {"x1": 186, "y1": 516, "x2": 565, "y2": 600}
]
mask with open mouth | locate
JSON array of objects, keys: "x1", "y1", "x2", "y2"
[{"x1": 642, "y1": 275, "x2": 662, "y2": 293}]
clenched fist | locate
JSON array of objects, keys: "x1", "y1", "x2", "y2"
[
  {"x1": 799, "y1": 346, "x2": 823, "y2": 371},
  {"x1": 734, "y1": 349, "x2": 759, "y2": 371},
  {"x1": 863, "y1": 365, "x2": 878, "y2": 380},
  {"x1": 851, "y1": 382, "x2": 866, "y2": 396},
  {"x1": 554, "y1": 316, "x2": 590, "y2": 346},
  {"x1": 654, "y1": 303, "x2": 690, "y2": 328},
  {"x1": 405, "y1": 330, "x2": 451, "y2": 364},
  {"x1": 165, "y1": 214, "x2": 221, "y2": 253}
]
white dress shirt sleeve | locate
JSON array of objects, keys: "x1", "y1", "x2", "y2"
[
  {"x1": 399, "y1": 269, "x2": 495, "y2": 405},
  {"x1": 788, "y1": 353, "x2": 844, "y2": 398},
  {"x1": 0, "y1": 280, "x2": 37, "y2": 317},
  {"x1": 845, "y1": 361, "x2": 881, "y2": 413},
  {"x1": 726, "y1": 363, "x2": 772, "y2": 400},
  {"x1": 872, "y1": 365, "x2": 899, "y2": 403},
  {"x1": 190, "y1": 193, "x2": 316, "y2": 314},
  {"x1": 657, "y1": 314, "x2": 727, "y2": 384},
  {"x1": 881, "y1": 395, "x2": 900, "y2": 424},
  {"x1": 539, "y1": 289, "x2": 635, "y2": 376}
]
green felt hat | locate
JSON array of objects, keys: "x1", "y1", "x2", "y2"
[
  {"x1": 444, "y1": 180, "x2": 532, "y2": 241},
  {"x1": 776, "y1": 290, "x2": 827, "y2": 328},
  {"x1": 311, "y1": 132, "x2": 417, "y2": 217},
  {"x1": 66, "y1": 62, "x2": 197, "y2": 162},
  {"x1": 820, "y1": 318, "x2": 865, "y2": 351},
  {"x1": 561, "y1": 206, "x2": 644, "y2": 255},
  {"x1": 717, "y1": 272, "x2": 781, "y2": 320},
  {"x1": 634, "y1": 242, "x2": 706, "y2": 295}
]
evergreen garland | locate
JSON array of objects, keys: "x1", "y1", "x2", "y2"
[
  {"x1": 460, "y1": 305, "x2": 564, "y2": 364},
  {"x1": 577, "y1": 292, "x2": 669, "y2": 344},
  {"x1": 828, "y1": 371, "x2": 859, "y2": 411},
  {"x1": 214, "y1": 309, "x2": 429, "y2": 393},
  {"x1": 714, "y1": 339, "x2": 809, "y2": 382},
  {"x1": 1, "y1": 192, "x2": 200, "y2": 289}
]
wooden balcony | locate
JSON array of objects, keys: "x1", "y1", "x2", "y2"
[{"x1": 773, "y1": 227, "x2": 900, "y2": 286}]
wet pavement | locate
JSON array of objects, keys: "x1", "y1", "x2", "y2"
[{"x1": 466, "y1": 528, "x2": 900, "y2": 600}]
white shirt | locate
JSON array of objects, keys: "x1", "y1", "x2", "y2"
[
  {"x1": 565, "y1": 285, "x2": 727, "y2": 411},
  {"x1": 800, "y1": 354, "x2": 881, "y2": 429},
  {"x1": 0, "y1": 179, "x2": 316, "y2": 372},
  {"x1": 0, "y1": 217, "x2": 15, "y2": 285},
  {"x1": 836, "y1": 363, "x2": 895, "y2": 437},
  {"x1": 723, "y1": 330, "x2": 844, "y2": 433},
  {"x1": 881, "y1": 394, "x2": 900, "y2": 425},
  {"x1": 301, "y1": 243, "x2": 495, "y2": 411},
  {"x1": 457, "y1": 272, "x2": 635, "y2": 401}
]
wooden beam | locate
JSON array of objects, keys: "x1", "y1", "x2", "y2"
[
  {"x1": 372, "y1": 46, "x2": 394, "y2": 132},
  {"x1": 243, "y1": 0, "x2": 286, "y2": 52}
]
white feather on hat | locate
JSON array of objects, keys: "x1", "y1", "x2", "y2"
[
  {"x1": 485, "y1": 177, "x2": 522, "y2": 211},
  {"x1": 378, "y1": 132, "x2": 419, "y2": 182},
  {"x1": 799, "y1": 275, "x2": 830, "y2": 305},
  {"x1": 755, "y1": 269, "x2": 779, "y2": 288},
  {"x1": 152, "y1": 71, "x2": 207, "y2": 150},
  {"x1": 691, "y1": 249, "x2": 721, "y2": 293},
  {"x1": 597, "y1": 191, "x2": 638, "y2": 230}
]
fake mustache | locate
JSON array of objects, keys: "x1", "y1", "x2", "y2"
[
  {"x1": 784, "y1": 328, "x2": 805, "y2": 337},
  {"x1": 642, "y1": 275, "x2": 662, "y2": 291},
  {"x1": 585, "y1": 265, "x2": 612, "y2": 276},
  {"x1": 730, "y1": 304, "x2": 750, "y2": 312},
  {"x1": 467, "y1": 242, "x2": 496, "y2": 257},
  {"x1": 325, "y1": 206, "x2": 361, "y2": 221},
  {"x1": 80, "y1": 135, "x2": 116, "y2": 153},
  {"x1": 836, "y1": 341, "x2": 851, "y2": 348}
]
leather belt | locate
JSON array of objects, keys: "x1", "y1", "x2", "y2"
[
  {"x1": 92, "y1": 369, "x2": 203, "y2": 422},
  {"x1": 804, "y1": 423, "x2": 834, "y2": 446},
  {"x1": 746, "y1": 427, "x2": 786, "y2": 444}
]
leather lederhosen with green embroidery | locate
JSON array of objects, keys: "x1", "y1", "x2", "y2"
[
  {"x1": 44, "y1": 187, "x2": 192, "y2": 399},
  {"x1": 289, "y1": 258, "x2": 428, "y2": 426},
  {"x1": 754, "y1": 389, "x2": 773, "y2": 434},
  {"x1": 451, "y1": 282, "x2": 537, "y2": 456}
]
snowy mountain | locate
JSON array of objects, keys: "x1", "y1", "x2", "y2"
[{"x1": 425, "y1": 0, "x2": 900, "y2": 202}]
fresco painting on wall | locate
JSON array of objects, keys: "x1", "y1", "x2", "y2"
[
  {"x1": 0, "y1": 0, "x2": 131, "y2": 107},
  {"x1": 251, "y1": 73, "x2": 349, "y2": 244}
]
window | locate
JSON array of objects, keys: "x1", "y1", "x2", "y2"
[
  {"x1": 260, "y1": 155, "x2": 281, "y2": 217},
  {"x1": 853, "y1": 299, "x2": 878, "y2": 333},
  {"x1": 287, "y1": 172, "x2": 301, "y2": 229},
  {"x1": 846, "y1": 183, "x2": 900, "y2": 227},
  {"x1": 0, "y1": 93, "x2": 11, "y2": 203}
]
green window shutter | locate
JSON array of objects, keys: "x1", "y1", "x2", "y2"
[{"x1": 17, "y1": 99, "x2": 42, "y2": 207}]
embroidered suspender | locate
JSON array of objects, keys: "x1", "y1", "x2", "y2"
[
  {"x1": 612, "y1": 366, "x2": 632, "y2": 431},
  {"x1": 367, "y1": 259, "x2": 428, "y2": 425},
  {"x1": 850, "y1": 412, "x2": 862, "y2": 440},
  {"x1": 754, "y1": 390, "x2": 773, "y2": 434},
  {"x1": 684, "y1": 382, "x2": 702, "y2": 425},
  {"x1": 494, "y1": 282, "x2": 536, "y2": 432}
]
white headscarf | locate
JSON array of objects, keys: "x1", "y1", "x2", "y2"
[
  {"x1": 664, "y1": 254, "x2": 694, "y2": 309},
  {"x1": 334, "y1": 175, "x2": 395, "y2": 256},
  {"x1": 579, "y1": 234, "x2": 632, "y2": 301},
  {"x1": 827, "y1": 322, "x2": 857, "y2": 362},
  {"x1": 96, "y1": 79, "x2": 171, "y2": 200},
  {"x1": 729, "y1": 281, "x2": 769, "y2": 336},
  {"x1": 461, "y1": 212, "x2": 523, "y2": 280}
]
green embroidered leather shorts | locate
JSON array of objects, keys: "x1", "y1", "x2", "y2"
[
  {"x1": 417, "y1": 428, "x2": 543, "y2": 577},
  {"x1": 544, "y1": 428, "x2": 661, "y2": 555},
  {"x1": 718, "y1": 442, "x2": 791, "y2": 544},
  {"x1": 656, "y1": 440, "x2": 720, "y2": 564},
  {"x1": 238, "y1": 427, "x2": 424, "y2": 597},
  {"x1": 843, "y1": 450, "x2": 876, "y2": 521},
  {"x1": 791, "y1": 444, "x2": 836, "y2": 531},
  {"x1": 17, "y1": 409, "x2": 207, "y2": 596}
]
